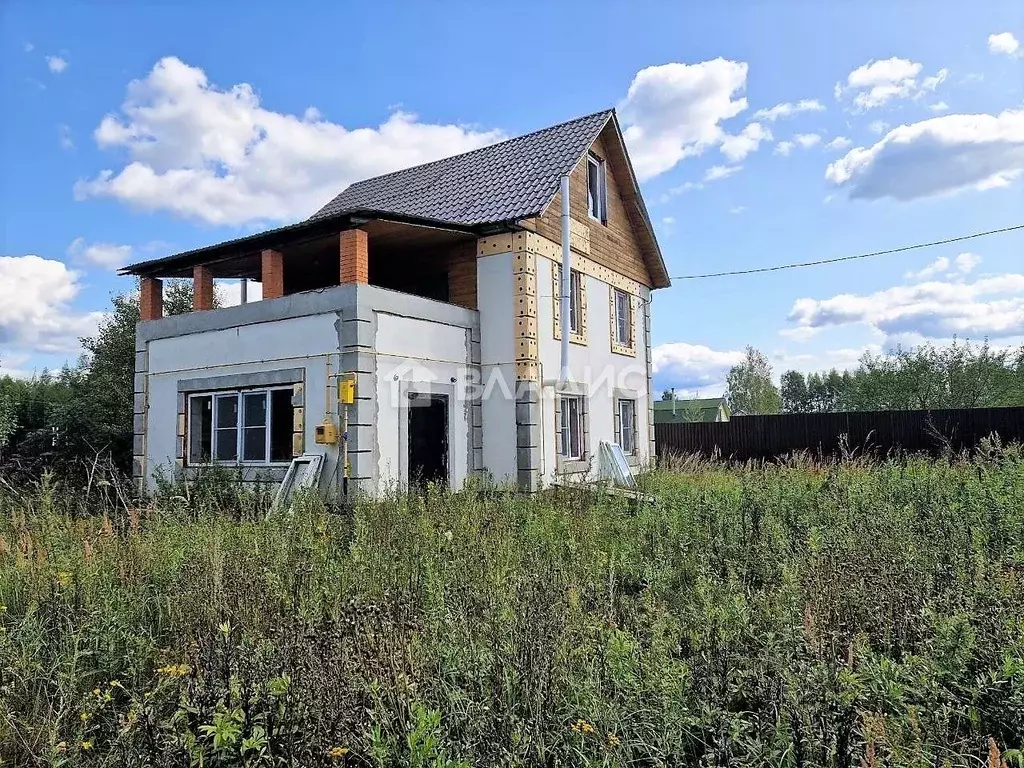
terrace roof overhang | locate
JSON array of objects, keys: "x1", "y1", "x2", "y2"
[{"x1": 119, "y1": 209, "x2": 517, "y2": 280}]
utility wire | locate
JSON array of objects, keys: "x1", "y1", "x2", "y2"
[{"x1": 671, "y1": 223, "x2": 1024, "y2": 280}]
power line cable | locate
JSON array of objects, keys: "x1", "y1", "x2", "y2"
[{"x1": 670, "y1": 223, "x2": 1024, "y2": 280}]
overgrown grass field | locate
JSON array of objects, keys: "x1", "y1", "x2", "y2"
[{"x1": 2, "y1": 449, "x2": 1023, "y2": 767}]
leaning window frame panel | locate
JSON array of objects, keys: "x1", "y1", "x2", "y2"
[{"x1": 186, "y1": 385, "x2": 294, "y2": 467}]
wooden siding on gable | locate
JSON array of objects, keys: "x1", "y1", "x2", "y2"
[{"x1": 532, "y1": 129, "x2": 652, "y2": 287}]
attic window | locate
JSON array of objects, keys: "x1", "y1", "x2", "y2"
[{"x1": 587, "y1": 154, "x2": 607, "y2": 223}]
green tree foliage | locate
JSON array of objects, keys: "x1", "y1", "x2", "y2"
[
  {"x1": 848, "y1": 339, "x2": 1023, "y2": 410},
  {"x1": 0, "y1": 280, "x2": 212, "y2": 474},
  {"x1": 780, "y1": 369, "x2": 810, "y2": 413},
  {"x1": 725, "y1": 346, "x2": 781, "y2": 415},
  {"x1": 0, "y1": 382, "x2": 16, "y2": 460},
  {"x1": 780, "y1": 340, "x2": 1024, "y2": 413}
]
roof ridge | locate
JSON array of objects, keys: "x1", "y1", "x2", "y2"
[{"x1": 324, "y1": 108, "x2": 615, "y2": 199}]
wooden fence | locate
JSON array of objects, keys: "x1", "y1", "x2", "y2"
[{"x1": 655, "y1": 407, "x2": 1024, "y2": 461}]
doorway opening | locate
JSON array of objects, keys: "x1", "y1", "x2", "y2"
[{"x1": 407, "y1": 393, "x2": 449, "y2": 488}]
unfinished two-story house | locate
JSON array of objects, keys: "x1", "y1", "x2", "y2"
[{"x1": 123, "y1": 109, "x2": 670, "y2": 496}]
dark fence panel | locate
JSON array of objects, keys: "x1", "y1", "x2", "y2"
[{"x1": 655, "y1": 407, "x2": 1024, "y2": 460}]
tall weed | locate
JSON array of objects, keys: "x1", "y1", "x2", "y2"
[{"x1": 1, "y1": 450, "x2": 1022, "y2": 766}]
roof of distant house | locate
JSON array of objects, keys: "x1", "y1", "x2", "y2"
[
  {"x1": 654, "y1": 397, "x2": 730, "y2": 423},
  {"x1": 120, "y1": 109, "x2": 668, "y2": 287}
]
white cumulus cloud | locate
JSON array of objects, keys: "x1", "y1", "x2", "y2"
[
  {"x1": 66, "y1": 238, "x2": 134, "y2": 270},
  {"x1": 0, "y1": 255, "x2": 103, "y2": 356},
  {"x1": 219, "y1": 279, "x2": 264, "y2": 306},
  {"x1": 988, "y1": 32, "x2": 1021, "y2": 58},
  {"x1": 619, "y1": 58, "x2": 749, "y2": 180},
  {"x1": 825, "y1": 136, "x2": 852, "y2": 151},
  {"x1": 652, "y1": 342, "x2": 745, "y2": 391},
  {"x1": 836, "y1": 57, "x2": 946, "y2": 110},
  {"x1": 825, "y1": 109, "x2": 1024, "y2": 200},
  {"x1": 955, "y1": 252, "x2": 982, "y2": 273},
  {"x1": 703, "y1": 164, "x2": 742, "y2": 182},
  {"x1": 904, "y1": 252, "x2": 982, "y2": 282},
  {"x1": 787, "y1": 269, "x2": 1024, "y2": 340},
  {"x1": 904, "y1": 256, "x2": 951, "y2": 281},
  {"x1": 921, "y1": 68, "x2": 948, "y2": 93},
  {"x1": 46, "y1": 55, "x2": 67, "y2": 73},
  {"x1": 719, "y1": 122, "x2": 771, "y2": 162},
  {"x1": 774, "y1": 134, "x2": 821, "y2": 156},
  {"x1": 75, "y1": 57, "x2": 506, "y2": 226},
  {"x1": 752, "y1": 99, "x2": 825, "y2": 121}
]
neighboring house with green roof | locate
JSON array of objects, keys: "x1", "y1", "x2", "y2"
[{"x1": 654, "y1": 397, "x2": 730, "y2": 424}]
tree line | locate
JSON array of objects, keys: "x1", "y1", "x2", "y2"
[
  {"x1": 4, "y1": 283, "x2": 1024, "y2": 476},
  {"x1": 720, "y1": 341, "x2": 1024, "y2": 416},
  {"x1": 0, "y1": 281, "x2": 211, "y2": 477}
]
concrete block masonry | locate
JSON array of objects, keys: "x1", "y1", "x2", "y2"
[{"x1": 136, "y1": 283, "x2": 481, "y2": 496}]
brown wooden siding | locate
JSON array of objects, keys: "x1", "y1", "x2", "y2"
[
  {"x1": 367, "y1": 235, "x2": 477, "y2": 309},
  {"x1": 532, "y1": 128, "x2": 652, "y2": 287},
  {"x1": 445, "y1": 240, "x2": 478, "y2": 309}
]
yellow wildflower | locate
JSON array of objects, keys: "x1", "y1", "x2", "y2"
[
  {"x1": 327, "y1": 746, "x2": 349, "y2": 759},
  {"x1": 80, "y1": 712, "x2": 91, "y2": 722},
  {"x1": 570, "y1": 718, "x2": 596, "y2": 735},
  {"x1": 92, "y1": 688, "x2": 101, "y2": 696},
  {"x1": 109, "y1": 680, "x2": 122, "y2": 688},
  {"x1": 158, "y1": 663, "x2": 191, "y2": 677},
  {"x1": 56, "y1": 572, "x2": 72, "y2": 588},
  {"x1": 81, "y1": 741, "x2": 92, "y2": 750},
  {"x1": 606, "y1": 732, "x2": 621, "y2": 747}
]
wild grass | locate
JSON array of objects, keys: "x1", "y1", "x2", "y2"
[{"x1": 1, "y1": 449, "x2": 1023, "y2": 767}]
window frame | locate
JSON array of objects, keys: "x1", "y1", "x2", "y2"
[
  {"x1": 587, "y1": 153, "x2": 607, "y2": 224},
  {"x1": 186, "y1": 385, "x2": 293, "y2": 467},
  {"x1": 613, "y1": 288, "x2": 632, "y2": 346},
  {"x1": 616, "y1": 397, "x2": 637, "y2": 455},
  {"x1": 553, "y1": 263, "x2": 587, "y2": 342},
  {"x1": 558, "y1": 394, "x2": 584, "y2": 461},
  {"x1": 569, "y1": 269, "x2": 584, "y2": 335}
]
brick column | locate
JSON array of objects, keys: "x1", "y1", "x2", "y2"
[
  {"x1": 140, "y1": 277, "x2": 163, "y2": 321},
  {"x1": 193, "y1": 265, "x2": 214, "y2": 311},
  {"x1": 261, "y1": 249, "x2": 284, "y2": 299},
  {"x1": 340, "y1": 229, "x2": 368, "y2": 284}
]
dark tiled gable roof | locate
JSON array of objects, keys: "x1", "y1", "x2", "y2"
[{"x1": 310, "y1": 110, "x2": 614, "y2": 226}]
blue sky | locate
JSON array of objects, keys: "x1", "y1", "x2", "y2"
[{"x1": 2, "y1": 0, "x2": 1023, "y2": 394}]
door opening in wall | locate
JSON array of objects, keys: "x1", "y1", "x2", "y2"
[{"x1": 407, "y1": 393, "x2": 449, "y2": 488}]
